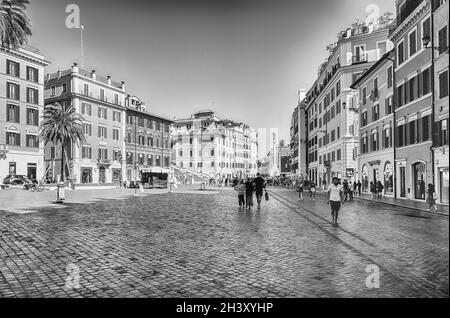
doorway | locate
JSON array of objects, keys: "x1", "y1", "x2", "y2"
[
  {"x1": 400, "y1": 166, "x2": 406, "y2": 198},
  {"x1": 413, "y1": 162, "x2": 426, "y2": 200}
]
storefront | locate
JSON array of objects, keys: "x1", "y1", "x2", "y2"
[
  {"x1": 384, "y1": 162, "x2": 393, "y2": 195},
  {"x1": 439, "y1": 168, "x2": 449, "y2": 204},
  {"x1": 412, "y1": 162, "x2": 426, "y2": 200},
  {"x1": 81, "y1": 167, "x2": 92, "y2": 184},
  {"x1": 140, "y1": 167, "x2": 168, "y2": 188},
  {"x1": 361, "y1": 165, "x2": 369, "y2": 193}
]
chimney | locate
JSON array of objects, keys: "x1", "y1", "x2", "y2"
[
  {"x1": 107, "y1": 75, "x2": 111, "y2": 85},
  {"x1": 121, "y1": 81, "x2": 125, "y2": 91},
  {"x1": 57, "y1": 69, "x2": 61, "y2": 78},
  {"x1": 91, "y1": 70, "x2": 96, "y2": 80},
  {"x1": 46, "y1": 73, "x2": 51, "y2": 82}
]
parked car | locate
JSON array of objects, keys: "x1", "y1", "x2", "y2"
[{"x1": 2, "y1": 175, "x2": 33, "y2": 186}]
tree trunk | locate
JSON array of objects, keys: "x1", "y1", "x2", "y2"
[{"x1": 60, "y1": 145, "x2": 65, "y2": 182}]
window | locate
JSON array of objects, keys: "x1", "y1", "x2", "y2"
[
  {"x1": 439, "y1": 70, "x2": 449, "y2": 99},
  {"x1": 438, "y1": 119, "x2": 448, "y2": 146},
  {"x1": 113, "y1": 150, "x2": 121, "y2": 162},
  {"x1": 385, "y1": 96, "x2": 393, "y2": 115},
  {"x1": 409, "y1": 29, "x2": 417, "y2": 56},
  {"x1": 397, "y1": 124, "x2": 405, "y2": 147},
  {"x1": 6, "y1": 60, "x2": 20, "y2": 76},
  {"x1": 377, "y1": 41, "x2": 387, "y2": 57},
  {"x1": 81, "y1": 103, "x2": 92, "y2": 115},
  {"x1": 422, "y1": 115, "x2": 430, "y2": 141},
  {"x1": 211, "y1": 149, "x2": 215, "y2": 156},
  {"x1": 155, "y1": 122, "x2": 161, "y2": 131},
  {"x1": 113, "y1": 111, "x2": 121, "y2": 122},
  {"x1": 62, "y1": 83, "x2": 67, "y2": 93},
  {"x1": 331, "y1": 88, "x2": 335, "y2": 101},
  {"x1": 83, "y1": 83, "x2": 89, "y2": 96},
  {"x1": 362, "y1": 87, "x2": 367, "y2": 105},
  {"x1": 51, "y1": 86, "x2": 56, "y2": 96},
  {"x1": 331, "y1": 130, "x2": 336, "y2": 142},
  {"x1": 337, "y1": 126, "x2": 340, "y2": 139},
  {"x1": 336, "y1": 101, "x2": 341, "y2": 114},
  {"x1": 138, "y1": 117, "x2": 144, "y2": 127},
  {"x1": 422, "y1": 17, "x2": 431, "y2": 49},
  {"x1": 83, "y1": 123, "x2": 92, "y2": 136},
  {"x1": 7, "y1": 104, "x2": 20, "y2": 123},
  {"x1": 423, "y1": 67, "x2": 431, "y2": 95},
  {"x1": 98, "y1": 126, "x2": 107, "y2": 138},
  {"x1": 409, "y1": 121, "x2": 416, "y2": 144},
  {"x1": 387, "y1": 66, "x2": 393, "y2": 88},
  {"x1": 98, "y1": 107, "x2": 107, "y2": 119},
  {"x1": 372, "y1": 104, "x2": 380, "y2": 122},
  {"x1": 6, "y1": 132, "x2": 20, "y2": 146},
  {"x1": 336, "y1": 81, "x2": 341, "y2": 95},
  {"x1": 337, "y1": 149, "x2": 341, "y2": 161},
  {"x1": 398, "y1": 41, "x2": 405, "y2": 65},
  {"x1": 397, "y1": 83, "x2": 404, "y2": 107},
  {"x1": 26, "y1": 66, "x2": 38, "y2": 82},
  {"x1": 26, "y1": 88, "x2": 38, "y2": 104},
  {"x1": 147, "y1": 119, "x2": 154, "y2": 129},
  {"x1": 114, "y1": 94, "x2": 119, "y2": 105},
  {"x1": 98, "y1": 148, "x2": 108, "y2": 160},
  {"x1": 371, "y1": 131, "x2": 379, "y2": 151},
  {"x1": 99, "y1": 89, "x2": 105, "y2": 101},
  {"x1": 361, "y1": 111, "x2": 368, "y2": 127},
  {"x1": 408, "y1": 77, "x2": 416, "y2": 102},
  {"x1": 331, "y1": 151, "x2": 335, "y2": 162},
  {"x1": 113, "y1": 128, "x2": 120, "y2": 141},
  {"x1": 82, "y1": 146, "x2": 92, "y2": 159},
  {"x1": 383, "y1": 127, "x2": 392, "y2": 148},
  {"x1": 26, "y1": 135, "x2": 39, "y2": 148},
  {"x1": 148, "y1": 137, "x2": 153, "y2": 147},
  {"x1": 331, "y1": 106, "x2": 335, "y2": 119},
  {"x1": 26, "y1": 108, "x2": 39, "y2": 126},
  {"x1": 7, "y1": 82, "x2": 20, "y2": 100},
  {"x1": 438, "y1": 26, "x2": 448, "y2": 55},
  {"x1": 126, "y1": 152, "x2": 133, "y2": 165},
  {"x1": 147, "y1": 155, "x2": 153, "y2": 166}
]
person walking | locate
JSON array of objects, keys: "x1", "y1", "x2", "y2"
[
  {"x1": 342, "y1": 179, "x2": 349, "y2": 201},
  {"x1": 234, "y1": 180, "x2": 246, "y2": 209},
  {"x1": 349, "y1": 181, "x2": 354, "y2": 201},
  {"x1": 427, "y1": 183, "x2": 438, "y2": 213},
  {"x1": 327, "y1": 177, "x2": 344, "y2": 226},
  {"x1": 253, "y1": 173, "x2": 266, "y2": 209},
  {"x1": 370, "y1": 181, "x2": 376, "y2": 198},
  {"x1": 296, "y1": 181, "x2": 304, "y2": 201},
  {"x1": 244, "y1": 178, "x2": 255, "y2": 210},
  {"x1": 357, "y1": 180, "x2": 362, "y2": 196},
  {"x1": 309, "y1": 180, "x2": 316, "y2": 200},
  {"x1": 377, "y1": 181, "x2": 384, "y2": 198}
]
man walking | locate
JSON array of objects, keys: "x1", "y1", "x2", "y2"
[
  {"x1": 327, "y1": 177, "x2": 344, "y2": 226},
  {"x1": 253, "y1": 173, "x2": 266, "y2": 209}
]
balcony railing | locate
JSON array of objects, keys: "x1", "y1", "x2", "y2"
[{"x1": 352, "y1": 54, "x2": 368, "y2": 64}]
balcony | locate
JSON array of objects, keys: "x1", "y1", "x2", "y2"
[
  {"x1": 352, "y1": 54, "x2": 368, "y2": 65},
  {"x1": 97, "y1": 159, "x2": 111, "y2": 165}
]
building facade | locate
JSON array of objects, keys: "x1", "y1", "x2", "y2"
[
  {"x1": 305, "y1": 24, "x2": 394, "y2": 186},
  {"x1": 351, "y1": 51, "x2": 395, "y2": 195},
  {"x1": 431, "y1": 0, "x2": 449, "y2": 204},
  {"x1": 124, "y1": 95, "x2": 173, "y2": 186},
  {"x1": 0, "y1": 46, "x2": 48, "y2": 181},
  {"x1": 44, "y1": 65, "x2": 127, "y2": 184},
  {"x1": 290, "y1": 89, "x2": 307, "y2": 178},
  {"x1": 388, "y1": 0, "x2": 433, "y2": 200},
  {"x1": 171, "y1": 111, "x2": 258, "y2": 179}
]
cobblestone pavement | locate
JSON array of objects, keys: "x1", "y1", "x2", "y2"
[{"x1": 0, "y1": 186, "x2": 448, "y2": 298}]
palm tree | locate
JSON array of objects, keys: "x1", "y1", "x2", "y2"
[
  {"x1": 0, "y1": 0, "x2": 32, "y2": 49},
  {"x1": 39, "y1": 103, "x2": 85, "y2": 183}
]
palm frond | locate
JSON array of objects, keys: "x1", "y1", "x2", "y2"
[{"x1": 0, "y1": 0, "x2": 32, "y2": 49}]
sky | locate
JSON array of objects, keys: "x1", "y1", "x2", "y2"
[{"x1": 26, "y1": 0, "x2": 395, "y2": 142}]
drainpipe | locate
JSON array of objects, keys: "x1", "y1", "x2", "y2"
[
  {"x1": 430, "y1": 1, "x2": 436, "y2": 189},
  {"x1": 386, "y1": 54, "x2": 397, "y2": 198}
]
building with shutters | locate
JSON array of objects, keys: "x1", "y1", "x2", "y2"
[
  {"x1": 388, "y1": 0, "x2": 433, "y2": 201},
  {"x1": 351, "y1": 50, "x2": 395, "y2": 195},
  {"x1": 0, "y1": 45, "x2": 48, "y2": 181},
  {"x1": 124, "y1": 95, "x2": 173, "y2": 186},
  {"x1": 44, "y1": 64, "x2": 127, "y2": 184},
  {"x1": 171, "y1": 111, "x2": 258, "y2": 179}
]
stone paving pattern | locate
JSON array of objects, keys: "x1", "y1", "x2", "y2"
[{"x1": 0, "y1": 186, "x2": 448, "y2": 297}]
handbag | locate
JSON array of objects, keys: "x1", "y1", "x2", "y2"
[
  {"x1": 433, "y1": 192, "x2": 438, "y2": 200},
  {"x1": 265, "y1": 191, "x2": 269, "y2": 201}
]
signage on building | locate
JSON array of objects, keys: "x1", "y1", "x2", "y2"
[
  {"x1": 280, "y1": 156, "x2": 290, "y2": 173},
  {"x1": 346, "y1": 168, "x2": 354, "y2": 177}
]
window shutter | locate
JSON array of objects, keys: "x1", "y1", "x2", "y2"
[
  {"x1": 382, "y1": 129, "x2": 386, "y2": 148},
  {"x1": 418, "y1": 72, "x2": 423, "y2": 97},
  {"x1": 98, "y1": 126, "x2": 101, "y2": 137}
]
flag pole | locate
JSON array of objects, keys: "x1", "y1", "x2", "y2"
[{"x1": 81, "y1": 24, "x2": 84, "y2": 68}]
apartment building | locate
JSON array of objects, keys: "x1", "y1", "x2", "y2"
[
  {"x1": 305, "y1": 23, "x2": 393, "y2": 186},
  {"x1": 388, "y1": 0, "x2": 433, "y2": 200},
  {"x1": 124, "y1": 95, "x2": 173, "y2": 185},
  {"x1": 290, "y1": 89, "x2": 307, "y2": 177},
  {"x1": 351, "y1": 51, "x2": 395, "y2": 195},
  {"x1": 431, "y1": 0, "x2": 449, "y2": 204},
  {"x1": 44, "y1": 64, "x2": 127, "y2": 184},
  {"x1": 0, "y1": 46, "x2": 48, "y2": 181},
  {"x1": 171, "y1": 111, "x2": 258, "y2": 179}
]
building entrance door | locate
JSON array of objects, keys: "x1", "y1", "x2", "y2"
[
  {"x1": 27, "y1": 163, "x2": 37, "y2": 180},
  {"x1": 413, "y1": 162, "x2": 426, "y2": 200},
  {"x1": 400, "y1": 166, "x2": 406, "y2": 198},
  {"x1": 99, "y1": 166, "x2": 106, "y2": 184},
  {"x1": 440, "y1": 168, "x2": 449, "y2": 204}
]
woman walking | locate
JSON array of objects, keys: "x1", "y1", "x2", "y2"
[
  {"x1": 297, "y1": 181, "x2": 304, "y2": 201},
  {"x1": 427, "y1": 184, "x2": 438, "y2": 213},
  {"x1": 244, "y1": 178, "x2": 255, "y2": 210},
  {"x1": 309, "y1": 181, "x2": 316, "y2": 200}
]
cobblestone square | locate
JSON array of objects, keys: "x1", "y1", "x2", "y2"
[{"x1": 0, "y1": 186, "x2": 448, "y2": 298}]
